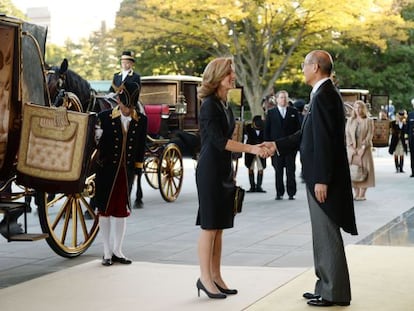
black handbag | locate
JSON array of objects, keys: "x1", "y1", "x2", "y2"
[
  {"x1": 222, "y1": 177, "x2": 245, "y2": 215},
  {"x1": 233, "y1": 186, "x2": 245, "y2": 215}
]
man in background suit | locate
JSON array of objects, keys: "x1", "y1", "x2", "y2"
[
  {"x1": 264, "y1": 90, "x2": 301, "y2": 200},
  {"x1": 407, "y1": 99, "x2": 414, "y2": 177},
  {"x1": 263, "y1": 50, "x2": 358, "y2": 307}
]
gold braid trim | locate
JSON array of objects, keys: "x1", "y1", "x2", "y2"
[{"x1": 54, "y1": 106, "x2": 70, "y2": 127}]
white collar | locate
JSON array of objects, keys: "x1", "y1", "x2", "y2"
[
  {"x1": 311, "y1": 77, "x2": 330, "y2": 95},
  {"x1": 121, "y1": 114, "x2": 131, "y2": 122}
]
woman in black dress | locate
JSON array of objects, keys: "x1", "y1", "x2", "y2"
[{"x1": 195, "y1": 57, "x2": 270, "y2": 299}]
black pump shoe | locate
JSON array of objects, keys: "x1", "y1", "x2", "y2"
[
  {"x1": 196, "y1": 279, "x2": 226, "y2": 299},
  {"x1": 214, "y1": 282, "x2": 238, "y2": 295}
]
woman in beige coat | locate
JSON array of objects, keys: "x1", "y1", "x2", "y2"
[{"x1": 345, "y1": 100, "x2": 375, "y2": 201}]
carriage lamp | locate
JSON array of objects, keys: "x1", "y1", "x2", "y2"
[{"x1": 176, "y1": 93, "x2": 187, "y2": 114}]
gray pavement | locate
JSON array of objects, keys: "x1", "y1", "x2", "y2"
[{"x1": 0, "y1": 148, "x2": 413, "y2": 289}]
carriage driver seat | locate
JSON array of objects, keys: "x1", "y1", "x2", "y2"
[{"x1": 143, "y1": 104, "x2": 170, "y2": 137}]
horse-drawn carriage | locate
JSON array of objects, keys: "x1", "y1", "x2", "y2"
[
  {"x1": 0, "y1": 15, "x2": 245, "y2": 258},
  {"x1": 139, "y1": 75, "x2": 203, "y2": 202},
  {"x1": 0, "y1": 15, "x2": 100, "y2": 257}
]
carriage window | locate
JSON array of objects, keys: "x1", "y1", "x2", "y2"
[{"x1": 140, "y1": 83, "x2": 177, "y2": 105}]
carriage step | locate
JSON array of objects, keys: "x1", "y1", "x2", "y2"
[
  {"x1": 8, "y1": 233, "x2": 49, "y2": 241},
  {"x1": 0, "y1": 201, "x2": 31, "y2": 240},
  {"x1": 0, "y1": 201, "x2": 28, "y2": 213}
]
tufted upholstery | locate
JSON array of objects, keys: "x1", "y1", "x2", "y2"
[
  {"x1": 26, "y1": 131, "x2": 75, "y2": 172},
  {"x1": 17, "y1": 103, "x2": 91, "y2": 182},
  {"x1": 0, "y1": 89, "x2": 10, "y2": 171}
]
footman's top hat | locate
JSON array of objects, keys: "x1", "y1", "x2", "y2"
[{"x1": 121, "y1": 51, "x2": 135, "y2": 62}]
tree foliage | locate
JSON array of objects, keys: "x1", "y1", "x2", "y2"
[
  {"x1": 45, "y1": 22, "x2": 117, "y2": 80},
  {"x1": 7, "y1": 0, "x2": 413, "y2": 115},
  {"x1": 112, "y1": 0, "x2": 413, "y2": 116},
  {"x1": 0, "y1": 0, "x2": 25, "y2": 19}
]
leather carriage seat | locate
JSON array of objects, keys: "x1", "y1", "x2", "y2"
[{"x1": 144, "y1": 104, "x2": 170, "y2": 135}]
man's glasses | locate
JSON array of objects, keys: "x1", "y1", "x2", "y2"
[{"x1": 301, "y1": 62, "x2": 316, "y2": 70}]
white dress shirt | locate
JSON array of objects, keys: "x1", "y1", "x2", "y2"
[{"x1": 121, "y1": 114, "x2": 131, "y2": 132}]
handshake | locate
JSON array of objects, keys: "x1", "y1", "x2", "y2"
[{"x1": 252, "y1": 141, "x2": 277, "y2": 158}]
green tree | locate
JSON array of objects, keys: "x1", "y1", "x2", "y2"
[
  {"x1": 87, "y1": 21, "x2": 118, "y2": 80},
  {"x1": 113, "y1": 0, "x2": 412, "y2": 116},
  {"x1": 46, "y1": 22, "x2": 117, "y2": 81},
  {"x1": 0, "y1": 0, "x2": 25, "y2": 18}
]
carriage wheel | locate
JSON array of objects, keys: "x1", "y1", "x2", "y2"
[
  {"x1": 37, "y1": 152, "x2": 99, "y2": 258},
  {"x1": 158, "y1": 143, "x2": 183, "y2": 202},
  {"x1": 144, "y1": 156, "x2": 160, "y2": 189},
  {"x1": 37, "y1": 191, "x2": 99, "y2": 258}
]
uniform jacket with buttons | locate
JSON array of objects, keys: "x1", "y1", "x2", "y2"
[
  {"x1": 109, "y1": 70, "x2": 141, "y2": 94},
  {"x1": 94, "y1": 106, "x2": 147, "y2": 212}
]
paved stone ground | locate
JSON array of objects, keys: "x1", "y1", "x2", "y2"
[{"x1": 0, "y1": 148, "x2": 413, "y2": 288}]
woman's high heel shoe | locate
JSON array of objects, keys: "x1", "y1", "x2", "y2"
[
  {"x1": 196, "y1": 279, "x2": 227, "y2": 299},
  {"x1": 214, "y1": 282, "x2": 238, "y2": 295}
]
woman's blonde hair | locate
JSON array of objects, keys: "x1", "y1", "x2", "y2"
[
  {"x1": 197, "y1": 57, "x2": 234, "y2": 100},
  {"x1": 351, "y1": 100, "x2": 368, "y2": 119}
]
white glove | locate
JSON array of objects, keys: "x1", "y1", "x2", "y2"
[{"x1": 95, "y1": 127, "x2": 103, "y2": 144}]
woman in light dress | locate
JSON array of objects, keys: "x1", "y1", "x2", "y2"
[{"x1": 345, "y1": 100, "x2": 375, "y2": 201}]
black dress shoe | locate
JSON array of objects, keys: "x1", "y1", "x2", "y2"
[
  {"x1": 112, "y1": 254, "x2": 132, "y2": 264},
  {"x1": 275, "y1": 196, "x2": 282, "y2": 200},
  {"x1": 288, "y1": 196, "x2": 295, "y2": 200},
  {"x1": 307, "y1": 297, "x2": 350, "y2": 307},
  {"x1": 303, "y1": 292, "x2": 320, "y2": 300},
  {"x1": 102, "y1": 257, "x2": 113, "y2": 266}
]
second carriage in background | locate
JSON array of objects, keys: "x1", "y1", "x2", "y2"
[{"x1": 140, "y1": 75, "x2": 244, "y2": 202}]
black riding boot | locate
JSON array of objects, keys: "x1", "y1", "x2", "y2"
[
  {"x1": 247, "y1": 171, "x2": 256, "y2": 192},
  {"x1": 395, "y1": 157, "x2": 400, "y2": 173},
  {"x1": 255, "y1": 172, "x2": 266, "y2": 193},
  {"x1": 400, "y1": 156, "x2": 405, "y2": 173}
]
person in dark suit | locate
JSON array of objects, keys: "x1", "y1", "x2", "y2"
[
  {"x1": 262, "y1": 50, "x2": 358, "y2": 307},
  {"x1": 109, "y1": 51, "x2": 141, "y2": 95},
  {"x1": 389, "y1": 110, "x2": 408, "y2": 173},
  {"x1": 408, "y1": 100, "x2": 414, "y2": 177},
  {"x1": 94, "y1": 90, "x2": 147, "y2": 266},
  {"x1": 110, "y1": 51, "x2": 145, "y2": 209},
  {"x1": 195, "y1": 57, "x2": 270, "y2": 299},
  {"x1": 244, "y1": 115, "x2": 267, "y2": 192},
  {"x1": 264, "y1": 90, "x2": 301, "y2": 200}
]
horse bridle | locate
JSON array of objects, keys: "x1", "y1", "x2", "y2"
[{"x1": 45, "y1": 68, "x2": 67, "y2": 106}]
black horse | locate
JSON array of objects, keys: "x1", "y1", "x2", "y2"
[
  {"x1": 46, "y1": 59, "x2": 96, "y2": 112},
  {"x1": 46, "y1": 60, "x2": 200, "y2": 158},
  {"x1": 46, "y1": 59, "x2": 118, "y2": 113}
]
